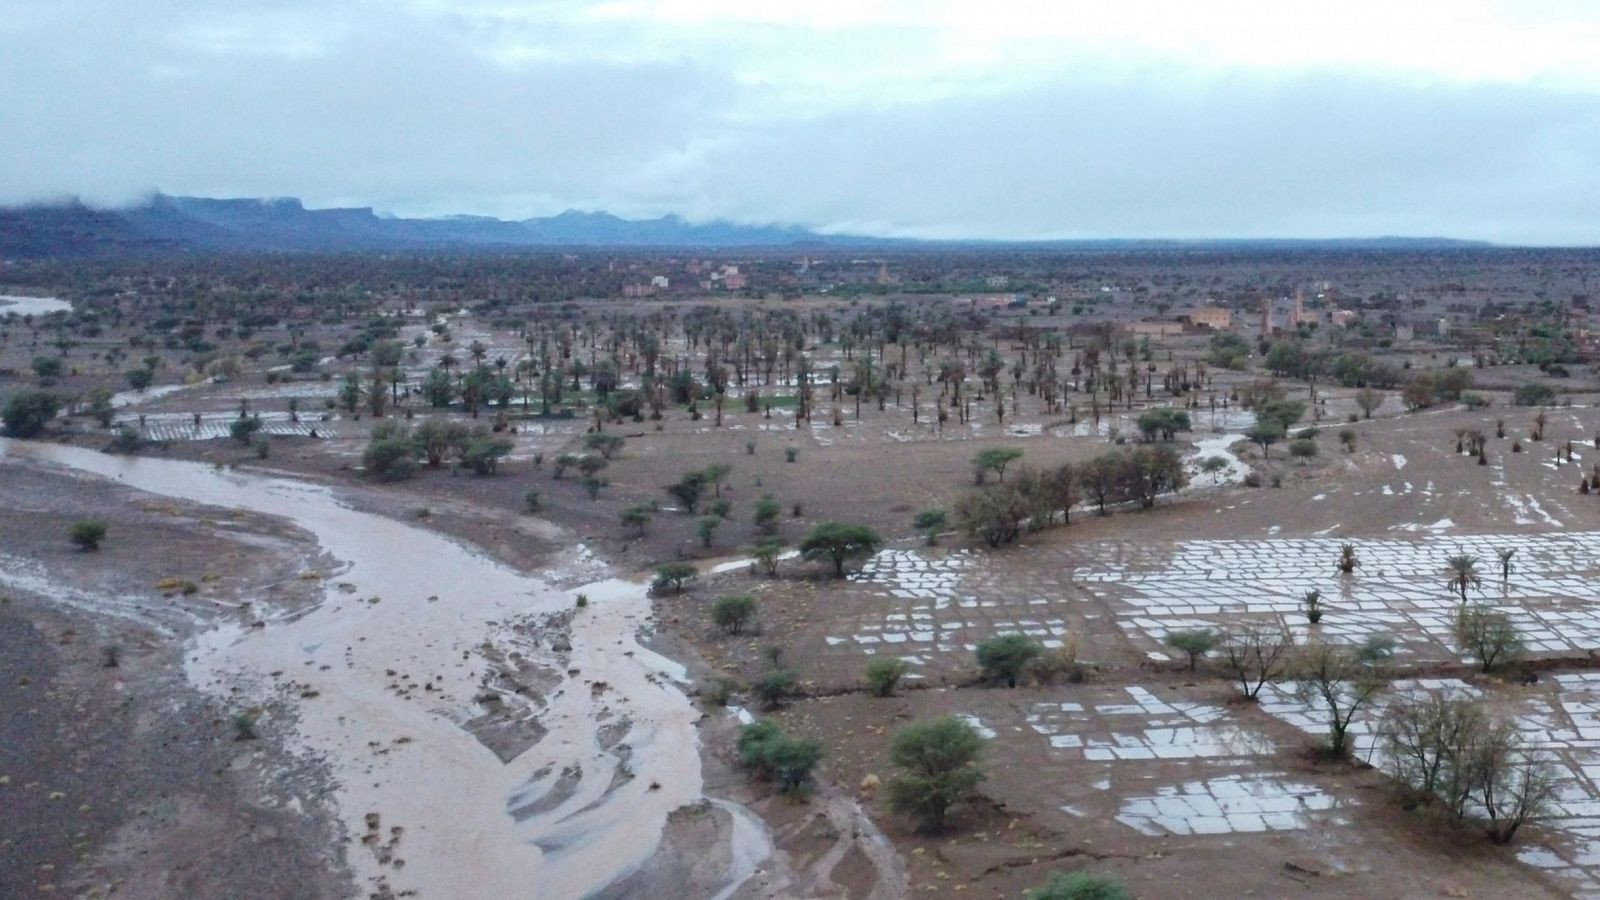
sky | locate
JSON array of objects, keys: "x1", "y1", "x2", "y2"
[{"x1": 3, "y1": 0, "x2": 1600, "y2": 243}]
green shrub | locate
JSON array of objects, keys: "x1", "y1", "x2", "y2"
[
  {"x1": 652, "y1": 562, "x2": 698, "y2": 594},
  {"x1": 361, "y1": 422, "x2": 417, "y2": 481},
  {"x1": 752, "y1": 668, "x2": 796, "y2": 709},
  {"x1": 229, "y1": 415, "x2": 263, "y2": 444},
  {"x1": 2, "y1": 390, "x2": 62, "y2": 438},
  {"x1": 736, "y1": 721, "x2": 822, "y2": 796},
  {"x1": 462, "y1": 435, "x2": 513, "y2": 475},
  {"x1": 1027, "y1": 871, "x2": 1131, "y2": 900},
  {"x1": 975, "y1": 634, "x2": 1044, "y2": 687},
  {"x1": 69, "y1": 519, "x2": 108, "y2": 551},
  {"x1": 1163, "y1": 629, "x2": 1216, "y2": 671},
  {"x1": 1514, "y1": 383, "x2": 1556, "y2": 406},
  {"x1": 884, "y1": 717, "x2": 985, "y2": 831},
  {"x1": 701, "y1": 677, "x2": 737, "y2": 707},
  {"x1": 753, "y1": 495, "x2": 782, "y2": 534},
  {"x1": 866, "y1": 657, "x2": 909, "y2": 697},
  {"x1": 711, "y1": 594, "x2": 757, "y2": 635},
  {"x1": 697, "y1": 516, "x2": 721, "y2": 548},
  {"x1": 912, "y1": 509, "x2": 948, "y2": 545}
]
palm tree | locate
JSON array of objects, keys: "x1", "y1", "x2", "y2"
[
  {"x1": 1445, "y1": 554, "x2": 1482, "y2": 603},
  {"x1": 1497, "y1": 548, "x2": 1516, "y2": 582},
  {"x1": 1337, "y1": 543, "x2": 1359, "y2": 574}
]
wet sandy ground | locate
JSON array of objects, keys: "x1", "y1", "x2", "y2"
[{"x1": 0, "y1": 461, "x2": 348, "y2": 900}]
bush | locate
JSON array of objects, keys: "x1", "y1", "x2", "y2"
[
  {"x1": 363, "y1": 423, "x2": 417, "y2": 481},
  {"x1": 553, "y1": 453, "x2": 580, "y2": 478},
  {"x1": 912, "y1": 508, "x2": 948, "y2": 545},
  {"x1": 620, "y1": 504, "x2": 652, "y2": 534},
  {"x1": 700, "y1": 677, "x2": 736, "y2": 707},
  {"x1": 1163, "y1": 629, "x2": 1216, "y2": 671},
  {"x1": 462, "y1": 435, "x2": 513, "y2": 475},
  {"x1": 2, "y1": 390, "x2": 62, "y2": 438},
  {"x1": 865, "y1": 657, "x2": 909, "y2": 697},
  {"x1": 1136, "y1": 407, "x2": 1190, "y2": 442},
  {"x1": 711, "y1": 594, "x2": 757, "y2": 635},
  {"x1": 1453, "y1": 604, "x2": 1524, "y2": 672},
  {"x1": 975, "y1": 634, "x2": 1043, "y2": 687},
  {"x1": 1514, "y1": 383, "x2": 1557, "y2": 407},
  {"x1": 70, "y1": 519, "x2": 108, "y2": 551},
  {"x1": 752, "y1": 668, "x2": 796, "y2": 709},
  {"x1": 230, "y1": 416, "x2": 263, "y2": 445},
  {"x1": 954, "y1": 484, "x2": 1030, "y2": 547},
  {"x1": 583, "y1": 432, "x2": 626, "y2": 459},
  {"x1": 753, "y1": 495, "x2": 782, "y2": 534},
  {"x1": 751, "y1": 537, "x2": 785, "y2": 576},
  {"x1": 737, "y1": 722, "x2": 823, "y2": 796},
  {"x1": 109, "y1": 424, "x2": 144, "y2": 454},
  {"x1": 1027, "y1": 872, "x2": 1131, "y2": 900},
  {"x1": 652, "y1": 561, "x2": 698, "y2": 594},
  {"x1": 884, "y1": 717, "x2": 985, "y2": 831}
]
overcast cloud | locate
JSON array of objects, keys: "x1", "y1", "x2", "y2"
[{"x1": 3, "y1": 0, "x2": 1599, "y2": 243}]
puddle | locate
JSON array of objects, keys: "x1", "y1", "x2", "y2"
[
  {"x1": 0, "y1": 294, "x2": 71, "y2": 316},
  {"x1": 1115, "y1": 774, "x2": 1344, "y2": 836},
  {"x1": 1027, "y1": 687, "x2": 1273, "y2": 760}
]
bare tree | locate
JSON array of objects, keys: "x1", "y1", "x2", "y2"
[{"x1": 1219, "y1": 623, "x2": 1294, "y2": 700}]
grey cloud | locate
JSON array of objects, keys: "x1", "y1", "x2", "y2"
[{"x1": 3, "y1": 2, "x2": 1598, "y2": 243}]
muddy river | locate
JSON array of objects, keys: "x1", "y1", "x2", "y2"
[{"x1": 0, "y1": 439, "x2": 765, "y2": 898}]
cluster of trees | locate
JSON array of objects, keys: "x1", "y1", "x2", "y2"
[
  {"x1": 1379, "y1": 689, "x2": 1555, "y2": 844},
  {"x1": 2, "y1": 389, "x2": 62, "y2": 438},
  {"x1": 954, "y1": 445, "x2": 1186, "y2": 548},
  {"x1": 362, "y1": 419, "x2": 514, "y2": 480},
  {"x1": 1399, "y1": 366, "x2": 1475, "y2": 411},
  {"x1": 1154, "y1": 596, "x2": 1543, "y2": 843}
]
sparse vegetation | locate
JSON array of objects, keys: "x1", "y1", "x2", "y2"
[
  {"x1": 866, "y1": 657, "x2": 910, "y2": 697},
  {"x1": 69, "y1": 518, "x2": 108, "y2": 551}
]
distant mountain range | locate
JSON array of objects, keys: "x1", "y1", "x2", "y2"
[{"x1": 0, "y1": 194, "x2": 1496, "y2": 257}]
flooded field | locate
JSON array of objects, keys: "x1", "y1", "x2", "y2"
[{"x1": 0, "y1": 294, "x2": 71, "y2": 316}]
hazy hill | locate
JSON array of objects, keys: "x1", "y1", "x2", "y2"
[{"x1": 0, "y1": 195, "x2": 1494, "y2": 257}]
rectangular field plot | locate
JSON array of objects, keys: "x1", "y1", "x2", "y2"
[
  {"x1": 1075, "y1": 532, "x2": 1600, "y2": 663},
  {"x1": 1115, "y1": 774, "x2": 1345, "y2": 836}
]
